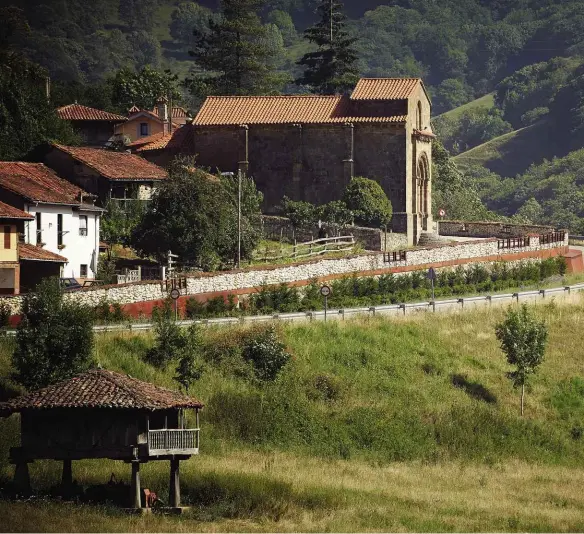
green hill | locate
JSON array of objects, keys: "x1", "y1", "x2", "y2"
[
  {"x1": 1, "y1": 300, "x2": 584, "y2": 531},
  {"x1": 435, "y1": 93, "x2": 495, "y2": 122},
  {"x1": 453, "y1": 119, "x2": 560, "y2": 177}
]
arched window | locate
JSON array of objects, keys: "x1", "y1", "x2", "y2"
[{"x1": 416, "y1": 101, "x2": 423, "y2": 130}]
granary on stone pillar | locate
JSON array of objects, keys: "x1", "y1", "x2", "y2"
[{"x1": 0, "y1": 369, "x2": 203, "y2": 511}]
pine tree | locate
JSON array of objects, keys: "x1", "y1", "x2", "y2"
[
  {"x1": 188, "y1": 0, "x2": 287, "y2": 96},
  {"x1": 296, "y1": 0, "x2": 359, "y2": 94}
]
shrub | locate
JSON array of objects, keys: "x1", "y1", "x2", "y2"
[
  {"x1": 0, "y1": 302, "x2": 11, "y2": 328},
  {"x1": 342, "y1": 177, "x2": 392, "y2": 228},
  {"x1": 280, "y1": 197, "x2": 320, "y2": 230},
  {"x1": 174, "y1": 324, "x2": 205, "y2": 392},
  {"x1": 242, "y1": 325, "x2": 291, "y2": 381},
  {"x1": 12, "y1": 278, "x2": 94, "y2": 390},
  {"x1": 144, "y1": 300, "x2": 186, "y2": 369}
]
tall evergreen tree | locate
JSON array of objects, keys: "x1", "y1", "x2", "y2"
[
  {"x1": 296, "y1": 0, "x2": 359, "y2": 94},
  {"x1": 188, "y1": 0, "x2": 287, "y2": 96}
]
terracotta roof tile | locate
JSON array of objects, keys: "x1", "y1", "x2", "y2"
[
  {"x1": 350, "y1": 78, "x2": 422, "y2": 100},
  {"x1": 19, "y1": 243, "x2": 67, "y2": 262},
  {"x1": 0, "y1": 369, "x2": 204, "y2": 414},
  {"x1": 129, "y1": 124, "x2": 195, "y2": 154},
  {"x1": 57, "y1": 103, "x2": 127, "y2": 122},
  {"x1": 53, "y1": 145, "x2": 168, "y2": 181},
  {"x1": 0, "y1": 162, "x2": 88, "y2": 205},
  {"x1": 0, "y1": 201, "x2": 34, "y2": 220},
  {"x1": 171, "y1": 106, "x2": 189, "y2": 119},
  {"x1": 194, "y1": 94, "x2": 407, "y2": 126}
]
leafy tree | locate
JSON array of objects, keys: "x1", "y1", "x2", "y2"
[
  {"x1": 170, "y1": 2, "x2": 214, "y2": 51},
  {"x1": 0, "y1": 52, "x2": 79, "y2": 160},
  {"x1": 514, "y1": 197, "x2": 544, "y2": 224},
  {"x1": 144, "y1": 300, "x2": 185, "y2": 369},
  {"x1": 342, "y1": 177, "x2": 392, "y2": 228},
  {"x1": 267, "y1": 9, "x2": 298, "y2": 46},
  {"x1": 174, "y1": 324, "x2": 205, "y2": 392},
  {"x1": 119, "y1": 0, "x2": 159, "y2": 32},
  {"x1": 320, "y1": 200, "x2": 353, "y2": 233},
  {"x1": 188, "y1": 0, "x2": 287, "y2": 96},
  {"x1": 495, "y1": 304, "x2": 547, "y2": 416},
  {"x1": 101, "y1": 199, "x2": 145, "y2": 247},
  {"x1": 432, "y1": 78, "x2": 474, "y2": 114},
  {"x1": 296, "y1": 0, "x2": 359, "y2": 94},
  {"x1": 280, "y1": 197, "x2": 320, "y2": 231},
  {"x1": 12, "y1": 278, "x2": 94, "y2": 390},
  {"x1": 111, "y1": 66, "x2": 181, "y2": 113},
  {"x1": 132, "y1": 159, "x2": 262, "y2": 270}
]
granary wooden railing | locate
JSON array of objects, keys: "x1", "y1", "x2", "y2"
[
  {"x1": 383, "y1": 250, "x2": 407, "y2": 263},
  {"x1": 147, "y1": 429, "x2": 199, "y2": 455}
]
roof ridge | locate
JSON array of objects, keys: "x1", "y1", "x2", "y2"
[{"x1": 205, "y1": 94, "x2": 342, "y2": 99}]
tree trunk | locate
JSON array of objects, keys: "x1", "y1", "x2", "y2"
[{"x1": 520, "y1": 382, "x2": 525, "y2": 416}]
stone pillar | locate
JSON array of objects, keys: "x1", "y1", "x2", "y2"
[
  {"x1": 292, "y1": 124, "x2": 303, "y2": 199},
  {"x1": 130, "y1": 461, "x2": 141, "y2": 509},
  {"x1": 238, "y1": 124, "x2": 249, "y2": 176},
  {"x1": 169, "y1": 458, "x2": 180, "y2": 508},
  {"x1": 343, "y1": 123, "x2": 354, "y2": 185},
  {"x1": 13, "y1": 462, "x2": 31, "y2": 495}
]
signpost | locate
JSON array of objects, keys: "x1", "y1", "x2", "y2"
[
  {"x1": 170, "y1": 287, "x2": 180, "y2": 320},
  {"x1": 320, "y1": 285, "x2": 331, "y2": 322},
  {"x1": 427, "y1": 267, "x2": 436, "y2": 302}
]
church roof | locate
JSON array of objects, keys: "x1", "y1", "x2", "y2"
[
  {"x1": 0, "y1": 369, "x2": 204, "y2": 415},
  {"x1": 350, "y1": 78, "x2": 423, "y2": 100},
  {"x1": 194, "y1": 94, "x2": 408, "y2": 126}
]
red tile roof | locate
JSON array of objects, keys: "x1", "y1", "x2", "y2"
[
  {"x1": 350, "y1": 78, "x2": 422, "y2": 100},
  {"x1": 53, "y1": 145, "x2": 168, "y2": 181},
  {"x1": 19, "y1": 243, "x2": 67, "y2": 262},
  {"x1": 171, "y1": 106, "x2": 189, "y2": 119},
  {"x1": 0, "y1": 369, "x2": 204, "y2": 414},
  {"x1": 129, "y1": 124, "x2": 194, "y2": 153},
  {"x1": 57, "y1": 103, "x2": 127, "y2": 122},
  {"x1": 0, "y1": 162, "x2": 88, "y2": 205},
  {"x1": 194, "y1": 95, "x2": 408, "y2": 126},
  {"x1": 0, "y1": 201, "x2": 34, "y2": 220}
]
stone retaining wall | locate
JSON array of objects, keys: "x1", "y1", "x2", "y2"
[
  {"x1": 438, "y1": 220, "x2": 558, "y2": 238},
  {"x1": 0, "y1": 234, "x2": 570, "y2": 316}
]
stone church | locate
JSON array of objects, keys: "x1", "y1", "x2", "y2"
[{"x1": 193, "y1": 78, "x2": 434, "y2": 245}]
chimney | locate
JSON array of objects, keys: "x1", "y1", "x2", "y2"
[{"x1": 156, "y1": 96, "x2": 168, "y2": 122}]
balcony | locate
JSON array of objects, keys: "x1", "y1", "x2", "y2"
[{"x1": 147, "y1": 429, "x2": 199, "y2": 456}]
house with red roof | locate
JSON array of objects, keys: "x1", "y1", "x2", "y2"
[
  {"x1": 57, "y1": 103, "x2": 127, "y2": 147},
  {"x1": 42, "y1": 144, "x2": 168, "y2": 205},
  {"x1": 192, "y1": 78, "x2": 434, "y2": 245},
  {"x1": 114, "y1": 97, "x2": 190, "y2": 143},
  {"x1": 0, "y1": 162, "x2": 101, "y2": 285}
]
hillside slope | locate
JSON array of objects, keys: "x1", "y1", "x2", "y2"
[{"x1": 1, "y1": 300, "x2": 584, "y2": 530}]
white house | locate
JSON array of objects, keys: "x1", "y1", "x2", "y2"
[{"x1": 0, "y1": 162, "x2": 102, "y2": 280}]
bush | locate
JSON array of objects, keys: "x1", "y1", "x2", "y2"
[
  {"x1": 12, "y1": 278, "x2": 94, "y2": 390},
  {"x1": 280, "y1": 197, "x2": 320, "y2": 230},
  {"x1": 0, "y1": 302, "x2": 11, "y2": 328},
  {"x1": 144, "y1": 300, "x2": 186, "y2": 369},
  {"x1": 242, "y1": 325, "x2": 291, "y2": 381},
  {"x1": 342, "y1": 177, "x2": 392, "y2": 228}
]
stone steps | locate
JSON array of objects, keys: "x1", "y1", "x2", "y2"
[{"x1": 417, "y1": 232, "x2": 451, "y2": 247}]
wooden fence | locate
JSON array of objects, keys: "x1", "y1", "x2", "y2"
[{"x1": 254, "y1": 235, "x2": 355, "y2": 263}]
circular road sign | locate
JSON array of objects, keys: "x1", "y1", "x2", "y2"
[
  {"x1": 169, "y1": 288, "x2": 181, "y2": 300},
  {"x1": 439, "y1": 208, "x2": 446, "y2": 218},
  {"x1": 320, "y1": 285, "x2": 331, "y2": 297}
]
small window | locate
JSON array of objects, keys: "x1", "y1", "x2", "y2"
[
  {"x1": 4, "y1": 226, "x2": 11, "y2": 249},
  {"x1": 417, "y1": 101, "x2": 423, "y2": 130},
  {"x1": 80, "y1": 264, "x2": 88, "y2": 278},
  {"x1": 140, "y1": 122, "x2": 149, "y2": 136},
  {"x1": 79, "y1": 215, "x2": 88, "y2": 236},
  {"x1": 57, "y1": 214, "x2": 63, "y2": 247},
  {"x1": 36, "y1": 212, "x2": 41, "y2": 245}
]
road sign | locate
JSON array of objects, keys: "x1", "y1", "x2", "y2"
[
  {"x1": 170, "y1": 288, "x2": 180, "y2": 300},
  {"x1": 320, "y1": 285, "x2": 331, "y2": 297},
  {"x1": 427, "y1": 267, "x2": 436, "y2": 281},
  {"x1": 439, "y1": 209, "x2": 446, "y2": 218}
]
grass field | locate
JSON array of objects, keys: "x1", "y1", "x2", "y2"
[
  {"x1": 435, "y1": 93, "x2": 495, "y2": 122},
  {"x1": 2, "y1": 298, "x2": 584, "y2": 531}
]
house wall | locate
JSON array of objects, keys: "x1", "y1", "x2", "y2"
[
  {"x1": 0, "y1": 266, "x2": 17, "y2": 295},
  {"x1": 0, "y1": 224, "x2": 18, "y2": 262},
  {"x1": 19, "y1": 260, "x2": 61, "y2": 294},
  {"x1": 115, "y1": 117, "x2": 165, "y2": 143},
  {"x1": 23, "y1": 204, "x2": 100, "y2": 279},
  {"x1": 72, "y1": 121, "x2": 116, "y2": 147}
]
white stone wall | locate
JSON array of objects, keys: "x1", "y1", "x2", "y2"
[{"x1": 0, "y1": 234, "x2": 569, "y2": 314}]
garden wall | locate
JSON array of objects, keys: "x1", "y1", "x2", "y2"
[
  {"x1": 0, "y1": 233, "x2": 570, "y2": 318},
  {"x1": 438, "y1": 220, "x2": 559, "y2": 238}
]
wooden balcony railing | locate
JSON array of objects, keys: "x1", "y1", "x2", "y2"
[{"x1": 147, "y1": 429, "x2": 199, "y2": 455}]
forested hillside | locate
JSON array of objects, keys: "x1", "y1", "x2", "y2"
[{"x1": 3, "y1": 0, "x2": 584, "y2": 228}]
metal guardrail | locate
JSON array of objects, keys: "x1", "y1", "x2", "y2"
[{"x1": 3, "y1": 283, "x2": 584, "y2": 337}]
